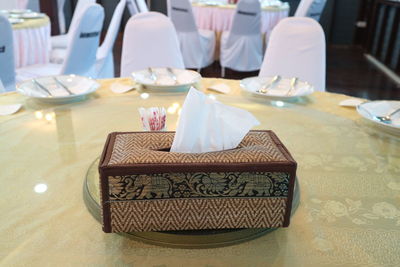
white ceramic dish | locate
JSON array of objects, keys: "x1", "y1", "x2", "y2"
[
  {"x1": 132, "y1": 68, "x2": 201, "y2": 92},
  {"x1": 20, "y1": 12, "x2": 45, "y2": 19},
  {"x1": 356, "y1": 100, "x2": 400, "y2": 135},
  {"x1": 8, "y1": 18, "x2": 24, "y2": 24},
  {"x1": 240, "y1": 76, "x2": 314, "y2": 100},
  {"x1": 16, "y1": 75, "x2": 100, "y2": 104},
  {"x1": 9, "y1": 9, "x2": 31, "y2": 14}
]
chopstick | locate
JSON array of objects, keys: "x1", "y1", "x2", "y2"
[
  {"x1": 33, "y1": 79, "x2": 52, "y2": 96},
  {"x1": 53, "y1": 77, "x2": 73, "y2": 95}
]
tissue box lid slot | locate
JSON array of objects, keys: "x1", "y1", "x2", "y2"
[{"x1": 101, "y1": 131, "x2": 295, "y2": 170}]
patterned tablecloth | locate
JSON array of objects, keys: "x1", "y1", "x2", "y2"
[
  {"x1": 0, "y1": 78, "x2": 399, "y2": 266},
  {"x1": 192, "y1": 2, "x2": 289, "y2": 33},
  {"x1": 11, "y1": 15, "x2": 51, "y2": 68}
]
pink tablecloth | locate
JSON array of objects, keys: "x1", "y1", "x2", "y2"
[
  {"x1": 12, "y1": 20, "x2": 51, "y2": 68},
  {"x1": 192, "y1": 5, "x2": 289, "y2": 34}
]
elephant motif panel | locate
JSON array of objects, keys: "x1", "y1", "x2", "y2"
[{"x1": 108, "y1": 172, "x2": 290, "y2": 201}]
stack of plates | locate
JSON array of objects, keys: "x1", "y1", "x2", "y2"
[
  {"x1": 357, "y1": 101, "x2": 400, "y2": 135},
  {"x1": 240, "y1": 76, "x2": 314, "y2": 100},
  {"x1": 16, "y1": 75, "x2": 100, "y2": 104},
  {"x1": 132, "y1": 68, "x2": 201, "y2": 92}
]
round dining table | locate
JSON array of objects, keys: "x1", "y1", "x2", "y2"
[
  {"x1": 11, "y1": 14, "x2": 51, "y2": 68},
  {"x1": 1, "y1": 77, "x2": 400, "y2": 266},
  {"x1": 192, "y1": 2, "x2": 289, "y2": 34}
]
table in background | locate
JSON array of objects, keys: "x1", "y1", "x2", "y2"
[
  {"x1": 11, "y1": 14, "x2": 51, "y2": 68},
  {"x1": 192, "y1": 2, "x2": 289, "y2": 34},
  {"x1": 1, "y1": 78, "x2": 400, "y2": 266}
]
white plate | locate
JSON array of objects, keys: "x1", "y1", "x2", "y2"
[
  {"x1": 19, "y1": 12, "x2": 45, "y2": 19},
  {"x1": 356, "y1": 101, "x2": 400, "y2": 135},
  {"x1": 8, "y1": 18, "x2": 24, "y2": 24},
  {"x1": 240, "y1": 76, "x2": 314, "y2": 100},
  {"x1": 132, "y1": 68, "x2": 201, "y2": 92},
  {"x1": 9, "y1": 9, "x2": 31, "y2": 14},
  {"x1": 16, "y1": 75, "x2": 100, "y2": 104}
]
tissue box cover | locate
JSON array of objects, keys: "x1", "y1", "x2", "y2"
[{"x1": 99, "y1": 131, "x2": 297, "y2": 233}]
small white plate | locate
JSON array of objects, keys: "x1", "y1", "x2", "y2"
[
  {"x1": 20, "y1": 12, "x2": 45, "y2": 19},
  {"x1": 356, "y1": 101, "x2": 400, "y2": 135},
  {"x1": 240, "y1": 76, "x2": 314, "y2": 100},
  {"x1": 132, "y1": 68, "x2": 201, "y2": 92},
  {"x1": 9, "y1": 9, "x2": 31, "y2": 14},
  {"x1": 16, "y1": 75, "x2": 100, "y2": 104},
  {"x1": 8, "y1": 18, "x2": 24, "y2": 24}
]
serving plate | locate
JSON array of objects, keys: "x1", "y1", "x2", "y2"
[
  {"x1": 356, "y1": 100, "x2": 400, "y2": 135},
  {"x1": 16, "y1": 75, "x2": 100, "y2": 104},
  {"x1": 240, "y1": 76, "x2": 314, "y2": 100},
  {"x1": 132, "y1": 68, "x2": 201, "y2": 92}
]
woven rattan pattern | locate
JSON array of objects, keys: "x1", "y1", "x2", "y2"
[
  {"x1": 108, "y1": 132, "x2": 288, "y2": 165},
  {"x1": 109, "y1": 197, "x2": 287, "y2": 232}
]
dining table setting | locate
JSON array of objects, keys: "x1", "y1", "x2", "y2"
[
  {"x1": 0, "y1": 8, "x2": 51, "y2": 68},
  {"x1": 1, "y1": 67, "x2": 400, "y2": 265}
]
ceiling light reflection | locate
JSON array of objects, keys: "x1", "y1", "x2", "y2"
[
  {"x1": 140, "y1": 93, "x2": 149, "y2": 99},
  {"x1": 34, "y1": 183, "x2": 48, "y2": 193}
]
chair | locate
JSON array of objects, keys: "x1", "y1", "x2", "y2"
[
  {"x1": 0, "y1": 15, "x2": 16, "y2": 92},
  {"x1": 50, "y1": 0, "x2": 127, "y2": 78},
  {"x1": 51, "y1": 0, "x2": 96, "y2": 49},
  {"x1": 169, "y1": 0, "x2": 215, "y2": 71},
  {"x1": 127, "y1": 0, "x2": 148, "y2": 15},
  {"x1": 295, "y1": 0, "x2": 327, "y2": 21},
  {"x1": 96, "y1": 0, "x2": 127, "y2": 78},
  {"x1": 120, "y1": 12, "x2": 184, "y2": 77},
  {"x1": 16, "y1": 4, "x2": 105, "y2": 81},
  {"x1": 58, "y1": 0, "x2": 67, "y2": 34},
  {"x1": 259, "y1": 17, "x2": 326, "y2": 92},
  {"x1": 220, "y1": 0, "x2": 262, "y2": 76}
]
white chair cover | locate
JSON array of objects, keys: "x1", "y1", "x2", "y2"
[
  {"x1": 220, "y1": 0, "x2": 262, "y2": 74},
  {"x1": 127, "y1": 0, "x2": 148, "y2": 15},
  {"x1": 169, "y1": 0, "x2": 215, "y2": 70},
  {"x1": 259, "y1": 17, "x2": 326, "y2": 91},
  {"x1": 58, "y1": 0, "x2": 67, "y2": 34},
  {"x1": 0, "y1": 15, "x2": 16, "y2": 92},
  {"x1": 51, "y1": 0, "x2": 96, "y2": 49},
  {"x1": 96, "y1": 0, "x2": 127, "y2": 78},
  {"x1": 17, "y1": 4, "x2": 105, "y2": 81},
  {"x1": 120, "y1": 12, "x2": 184, "y2": 77},
  {"x1": 295, "y1": 0, "x2": 327, "y2": 21}
]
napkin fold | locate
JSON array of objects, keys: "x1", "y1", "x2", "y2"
[
  {"x1": 0, "y1": 104, "x2": 22, "y2": 116},
  {"x1": 170, "y1": 88, "x2": 260, "y2": 153}
]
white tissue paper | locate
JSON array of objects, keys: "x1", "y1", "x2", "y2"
[{"x1": 170, "y1": 88, "x2": 260, "y2": 153}]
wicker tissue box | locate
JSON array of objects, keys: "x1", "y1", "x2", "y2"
[{"x1": 99, "y1": 130, "x2": 297, "y2": 233}]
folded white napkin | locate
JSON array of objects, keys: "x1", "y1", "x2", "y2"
[
  {"x1": 170, "y1": 88, "x2": 260, "y2": 153},
  {"x1": 207, "y1": 83, "x2": 231, "y2": 94},
  {"x1": 339, "y1": 98, "x2": 364, "y2": 107},
  {"x1": 110, "y1": 82, "x2": 135, "y2": 94},
  {"x1": 0, "y1": 104, "x2": 22, "y2": 116}
]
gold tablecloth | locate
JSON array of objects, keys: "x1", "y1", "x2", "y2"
[
  {"x1": 11, "y1": 15, "x2": 50, "y2": 30},
  {"x1": 1, "y1": 78, "x2": 400, "y2": 266}
]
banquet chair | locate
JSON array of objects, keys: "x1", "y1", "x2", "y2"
[
  {"x1": 127, "y1": 0, "x2": 148, "y2": 15},
  {"x1": 220, "y1": 0, "x2": 262, "y2": 77},
  {"x1": 169, "y1": 0, "x2": 215, "y2": 71},
  {"x1": 259, "y1": 17, "x2": 326, "y2": 92},
  {"x1": 51, "y1": 0, "x2": 96, "y2": 49},
  {"x1": 16, "y1": 4, "x2": 105, "y2": 81},
  {"x1": 58, "y1": 0, "x2": 67, "y2": 34},
  {"x1": 96, "y1": 0, "x2": 127, "y2": 78},
  {"x1": 0, "y1": 15, "x2": 16, "y2": 92},
  {"x1": 50, "y1": 0, "x2": 127, "y2": 78},
  {"x1": 120, "y1": 12, "x2": 184, "y2": 77},
  {"x1": 295, "y1": 0, "x2": 327, "y2": 21}
]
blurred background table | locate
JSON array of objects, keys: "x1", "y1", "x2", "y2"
[
  {"x1": 1, "y1": 78, "x2": 400, "y2": 266},
  {"x1": 191, "y1": 1, "x2": 289, "y2": 34},
  {"x1": 11, "y1": 13, "x2": 51, "y2": 68}
]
